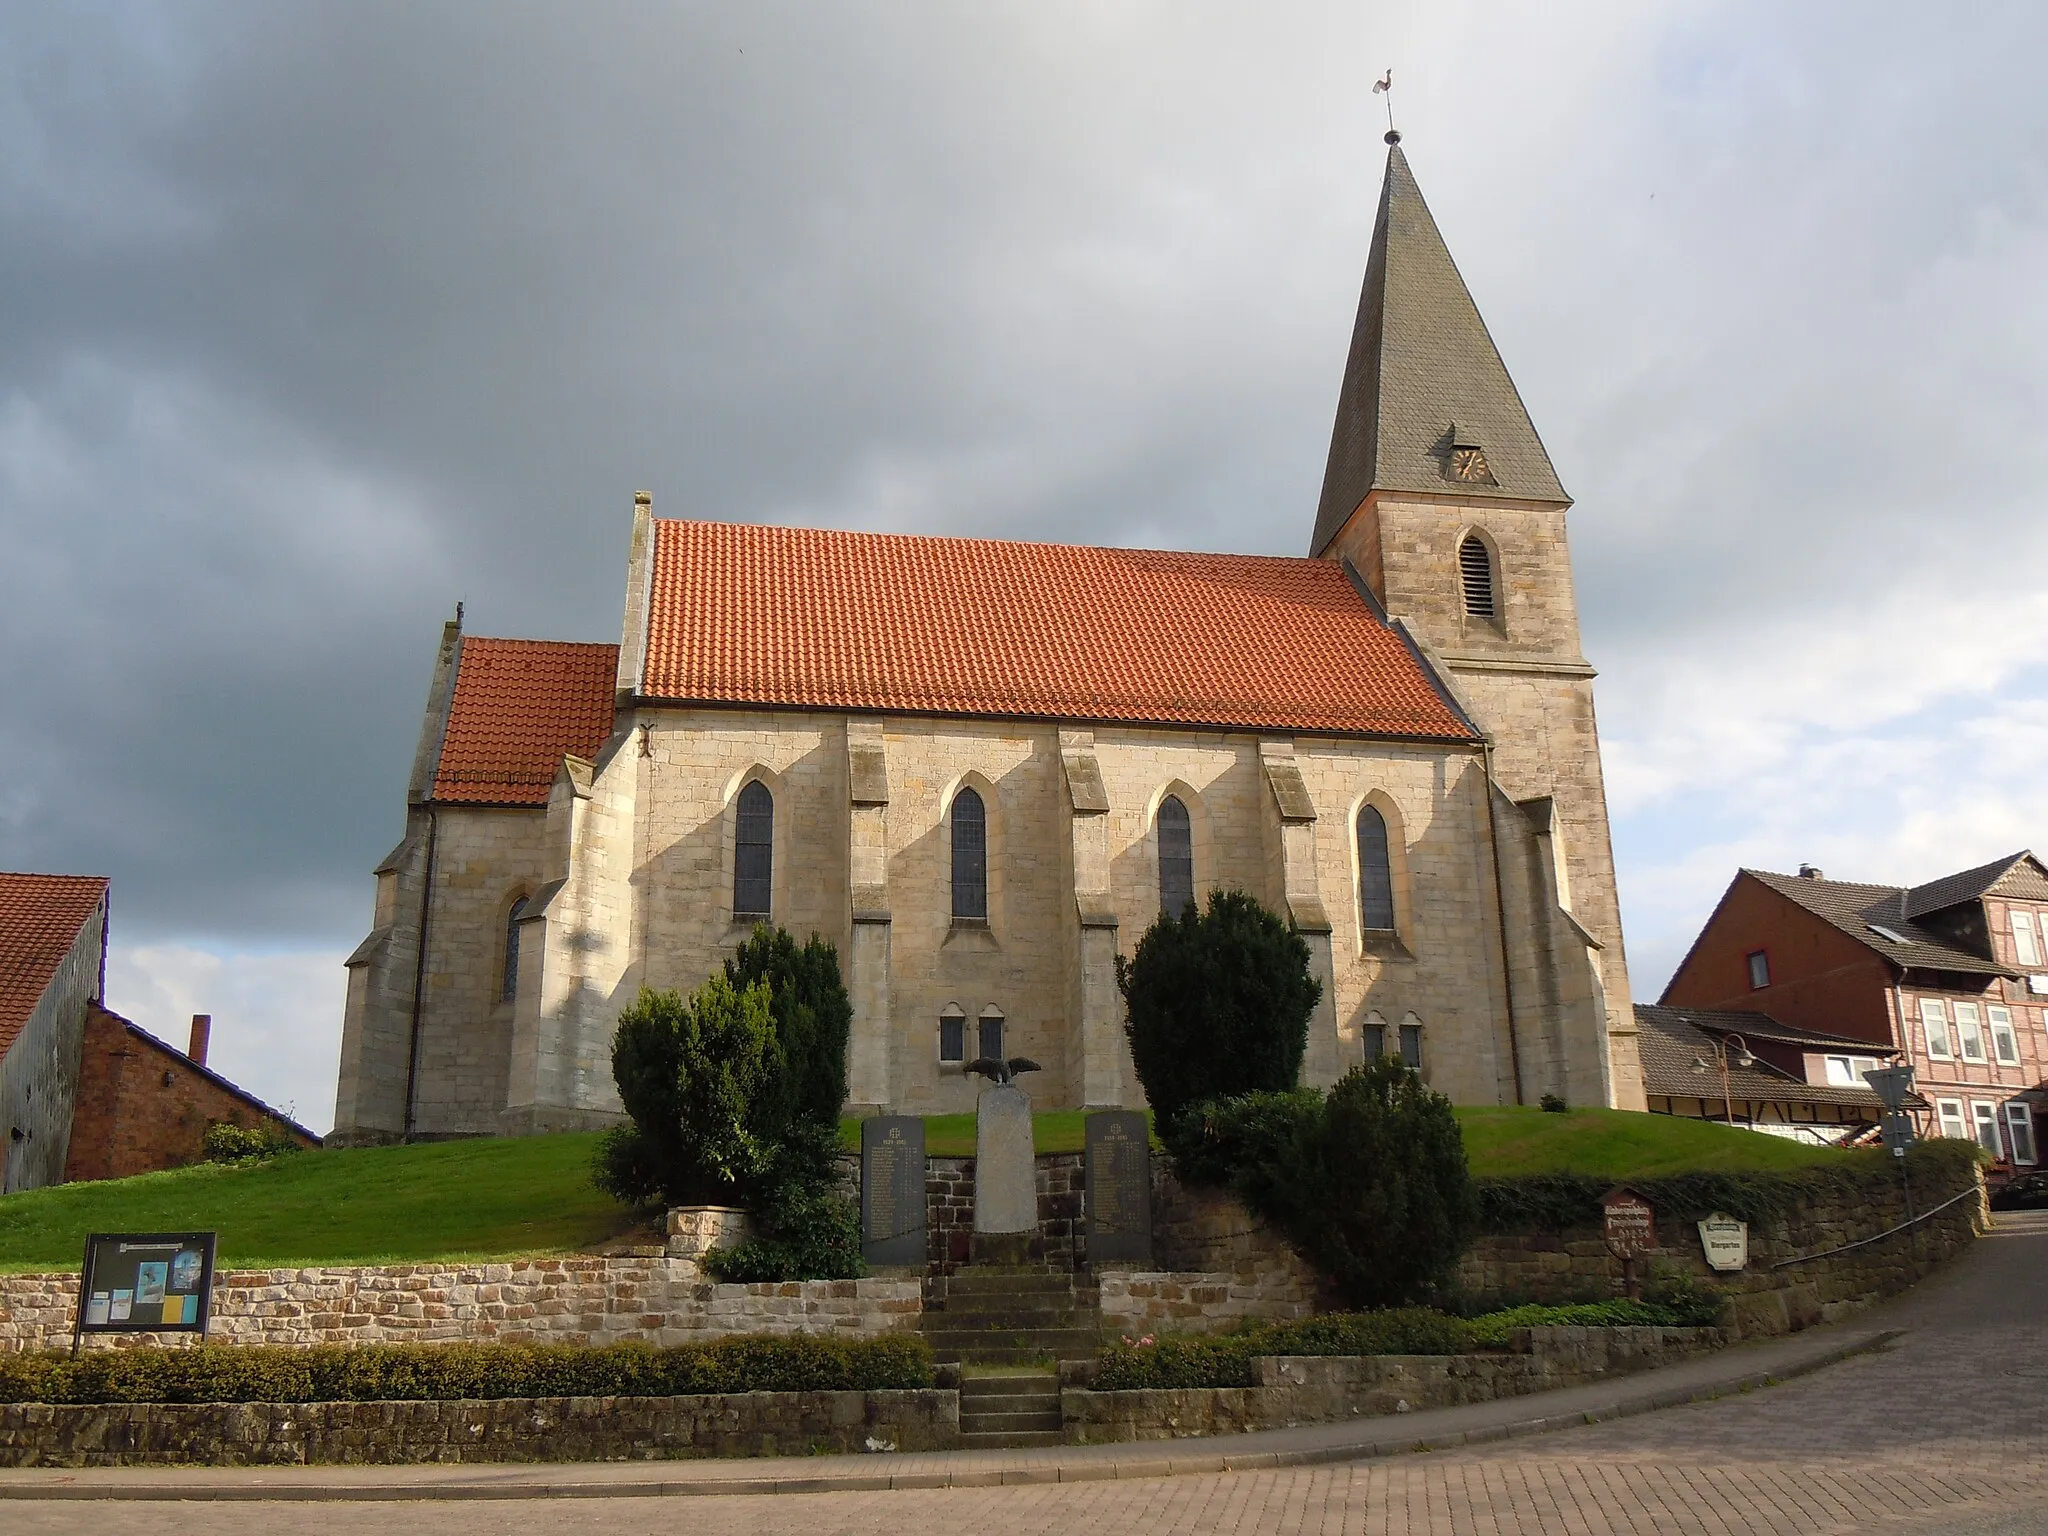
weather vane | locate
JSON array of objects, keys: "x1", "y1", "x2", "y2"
[{"x1": 1373, "y1": 68, "x2": 1399, "y2": 144}]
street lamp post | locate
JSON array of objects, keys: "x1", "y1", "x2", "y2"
[{"x1": 1692, "y1": 1032, "x2": 1756, "y2": 1127}]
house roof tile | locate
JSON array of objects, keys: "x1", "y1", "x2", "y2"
[
  {"x1": 431, "y1": 638, "x2": 619, "y2": 806},
  {"x1": 1633, "y1": 1005, "x2": 1895, "y2": 1110},
  {"x1": 1902, "y1": 851, "x2": 2048, "y2": 920},
  {"x1": 1746, "y1": 868, "x2": 2015, "y2": 978},
  {"x1": 638, "y1": 519, "x2": 1476, "y2": 740},
  {"x1": 0, "y1": 873, "x2": 109, "y2": 1058}
]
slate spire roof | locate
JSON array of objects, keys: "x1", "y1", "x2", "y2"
[{"x1": 1310, "y1": 143, "x2": 1567, "y2": 557}]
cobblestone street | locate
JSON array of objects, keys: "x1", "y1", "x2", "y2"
[{"x1": 10, "y1": 1212, "x2": 2044, "y2": 1534}]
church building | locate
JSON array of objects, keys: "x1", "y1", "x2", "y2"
[{"x1": 331, "y1": 139, "x2": 1646, "y2": 1144}]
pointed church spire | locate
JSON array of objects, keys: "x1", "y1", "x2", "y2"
[{"x1": 1310, "y1": 140, "x2": 1567, "y2": 557}]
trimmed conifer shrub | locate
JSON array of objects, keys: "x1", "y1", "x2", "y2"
[{"x1": 1116, "y1": 889, "x2": 1320, "y2": 1143}]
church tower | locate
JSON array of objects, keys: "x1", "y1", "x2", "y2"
[{"x1": 1313, "y1": 137, "x2": 1644, "y2": 1110}]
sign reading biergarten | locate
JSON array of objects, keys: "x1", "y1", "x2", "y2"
[
  {"x1": 1697, "y1": 1211, "x2": 1749, "y2": 1272},
  {"x1": 76, "y1": 1233, "x2": 217, "y2": 1338}
]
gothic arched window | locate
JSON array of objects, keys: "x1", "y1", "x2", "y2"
[
  {"x1": 1157, "y1": 795, "x2": 1195, "y2": 919},
  {"x1": 1358, "y1": 804, "x2": 1396, "y2": 933},
  {"x1": 951, "y1": 786, "x2": 988, "y2": 921},
  {"x1": 1459, "y1": 534, "x2": 1496, "y2": 618},
  {"x1": 502, "y1": 896, "x2": 528, "y2": 1002},
  {"x1": 733, "y1": 780, "x2": 774, "y2": 919}
]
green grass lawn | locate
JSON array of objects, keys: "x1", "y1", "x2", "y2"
[
  {"x1": 1454, "y1": 1106, "x2": 1843, "y2": 1178},
  {"x1": 0, "y1": 1106, "x2": 1846, "y2": 1274},
  {"x1": 835, "y1": 1110, "x2": 1110, "y2": 1158},
  {"x1": 0, "y1": 1133, "x2": 633, "y2": 1276}
]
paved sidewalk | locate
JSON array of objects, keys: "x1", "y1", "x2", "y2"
[{"x1": 0, "y1": 1312, "x2": 1895, "y2": 1501}]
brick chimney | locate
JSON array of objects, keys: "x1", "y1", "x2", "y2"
[{"x1": 187, "y1": 1014, "x2": 211, "y2": 1067}]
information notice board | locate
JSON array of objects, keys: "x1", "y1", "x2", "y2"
[{"x1": 76, "y1": 1232, "x2": 217, "y2": 1339}]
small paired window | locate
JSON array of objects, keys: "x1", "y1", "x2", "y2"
[
  {"x1": 1953, "y1": 1001, "x2": 1989, "y2": 1064},
  {"x1": 502, "y1": 896, "x2": 529, "y2": 1003},
  {"x1": 1157, "y1": 796, "x2": 1195, "y2": 920},
  {"x1": 2004, "y1": 1102, "x2": 2038, "y2": 1165},
  {"x1": 1398, "y1": 1021, "x2": 1424, "y2": 1072},
  {"x1": 1362, "y1": 1013, "x2": 1387, "y2": 1061},
  {"x1": 939, "y1": 1007, "x2": 967, "y2": 1065},
  {"x1": 1458, "y1": 535, "x2": 1496, "y2": 619},
  {"x1": 1921, "y1": 998, "x2": 1955, "y2": 1061},
  {"x1": 734, "y1": 780, "x2": 773, "y2": 919},
  {"x1": 951, "y1": 787, "x2": 988, "y2": 922},
  {"x1": 1357, "y1": 805, "x2": 1396, "y2": 934},
  {"x1": 978, "y1": 1009, "x2": 1005, "y2": 1063},
  {"x1": 1745, "y1": 950, "x2": 1770, "y2": 990}
]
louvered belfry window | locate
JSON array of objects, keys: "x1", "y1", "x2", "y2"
[
  {"x1": 1358, "y1": 805, "x2": 1396, "y2": 932},
  {"x1": 1459, "y1": 535, "x2": 1496, "y2": 618},
  {"x1": 733, "y1": 780, "x2": 773, "y2": 918},
  {"x1": 1158, "y1": 795, "x2": 1195, "y2": 919},
  {"x1": 951, "y1": 787, "x2": 988, "y2": 920}
]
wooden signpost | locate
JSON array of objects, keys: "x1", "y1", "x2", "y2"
[{"x1": 1601, "y1": 1186, "x2": 1656, "y2": 1296}]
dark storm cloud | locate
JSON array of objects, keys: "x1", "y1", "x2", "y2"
[{"x1": 2, "y1": 0, "x2": 2046, "y2": 972}]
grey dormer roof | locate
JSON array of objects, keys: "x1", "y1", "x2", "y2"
[
  {"x1": 1747, "y1": 868, "x2": 2015, "y2": 978},
  {"x1": 1901, "y1": 851, "x2": 2048, "y2": 920},
  {"x1": 1310, "y1": 144, "x2": 1567, "y2": 557}
]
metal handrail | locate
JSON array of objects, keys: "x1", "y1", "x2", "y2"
[{"x1": 1770, "y1": 1185, "x2": 1981, "y2": 1269}]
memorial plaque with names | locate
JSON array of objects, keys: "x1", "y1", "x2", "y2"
[
  {"x1": 1601, "y1": 1186, "x2": 1657, "y2": 1260},
  {"x1": 861, "y1": 1116, "x2": 927, "y2": 1267},
  {"x1": 1086, "y1": 1110, "x2": 1153, "y2": 1265}
]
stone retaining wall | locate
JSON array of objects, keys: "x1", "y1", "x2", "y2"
[
  {"x1": 0, "y1": 1389, "x2": 960, "y2": 1467},
  {"x1": 0, "y1": 1261, "x2": 923, "y2": 1353},
  {"x1": 1457, "y1": 1164, "x2": 1987, "y2": 1337},
  {"x1": 1063, "y1": 1325, "x2": 1717, "y2": 1443},
  {"x1": 923, "y1": 1153, "x2": 1087, "y2": 1271}
]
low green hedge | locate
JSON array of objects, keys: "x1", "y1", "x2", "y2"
[
  {"x1": 0, "y1": 1333, "x2": 934, "y2": 1405},
  {"x1": 1475, "y1": 1138, "x2": 1983, "y2": 1233},
  {"x1": 1095, "y1": 1296, "x2": 1722, "y2": 1391}
]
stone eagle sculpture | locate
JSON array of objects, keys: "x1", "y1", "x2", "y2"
[{"x1": 964, "y1": 1057, "x2": 1041, "y2": 1086}]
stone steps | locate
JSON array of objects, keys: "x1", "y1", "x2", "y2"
[
  {"x1": 922, "y1": 1264, "x2": 1104, "y2": 1372},
  {"x1": 958, "y1": 1369, "x2": 1062, "y2": 1446}
]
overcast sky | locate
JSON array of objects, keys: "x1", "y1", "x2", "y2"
[{"x1": 5, "y1": 2, "x2": 2045, "y2": 1132}]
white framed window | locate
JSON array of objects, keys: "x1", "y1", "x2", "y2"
[
  {"x1": 1746, "y1": 950, "x2": 1770, "y2": 989},
  {"x1": 1824, "y1": 1054, "x2": 1885, "y2": 1087},
  {"x1": 1971, "y1": 1100, "x2": 2003, "y2": 1157},
  {"x1": 1988, "y1": 1006, "x2": 2022, "y2": 1067},
  {"x1": 2012, "y1": 909, "x2": 2044, "y2": 968},
  {"x1": 1936, "y1": 1098, "x2": 1968, "y2": 1139},
  {"x1": 2004, "y1": 1102, "x2": 2039, "y2": 1165},
  {"x1": 1921, "y1": 998, "x2": 1954, "y2": 1061},
  {"x1": 1954, "y1": 1001, "x2": 1988, "y2": 1064}
]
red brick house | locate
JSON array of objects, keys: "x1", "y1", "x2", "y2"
[
  {"x1": 63, "y1": 1007, "x2": 320, "y2": 1182},
  {"x1": 2, "y1": 870, "x2": 318, "y2": 1192},
  {"x1": 1662, "y1": 856, "x2": 2048, "y2": 1171}
]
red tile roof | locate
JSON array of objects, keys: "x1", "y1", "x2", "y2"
[
  {"x1": 0, "y1": 873, "x2": 109, "y2": 1057},
  {"x1": 431, "y1": 638, "x2": 620, "y2": 805},
  {"x1": 639, "y1": 520, "x2": 1476, "y2": 739}
]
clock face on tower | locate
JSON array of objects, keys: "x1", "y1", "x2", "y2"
[{"x1": 1448, "y1": 445, "x2": 1493, "y2": 483}]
